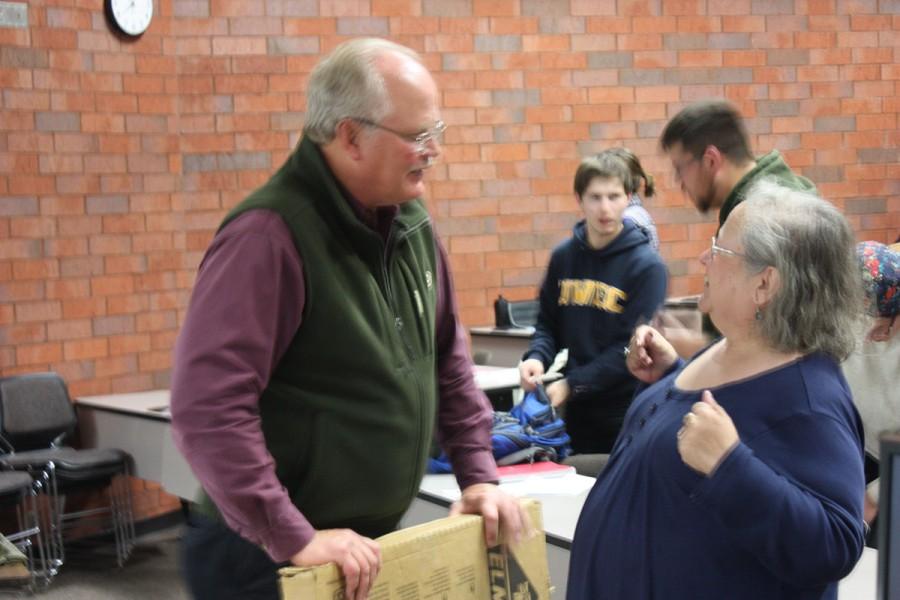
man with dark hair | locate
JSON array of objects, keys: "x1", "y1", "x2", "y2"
[
  {"x1": 658, "y1": 100, "x2": 817, "y2": 357},
  {"x1": 660, "y1": 100, "x2": 815, "y2": 227}
]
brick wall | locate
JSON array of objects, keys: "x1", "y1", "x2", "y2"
[{"x1": 1, "y1": 0, "x2": 898, "y2": 519}]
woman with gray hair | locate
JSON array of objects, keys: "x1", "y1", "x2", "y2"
[{"x1": 567, "y1": 180, "x2": 866, "y2": 600}]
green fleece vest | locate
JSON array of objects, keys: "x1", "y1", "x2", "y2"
[
  {"x1": 718, "y1": 150, "x2": 817, "y2": 227},
  {"x1": 196, "y1": 137, "x2": 439, "y2": 538}
]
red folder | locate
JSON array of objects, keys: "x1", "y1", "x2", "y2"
[{"x1": 497, "y1": 461, "x2": 575, "y2": 482}]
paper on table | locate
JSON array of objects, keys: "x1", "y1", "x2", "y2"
[
  {"x1": 501, "y1": 474, "x2": 594, "y2": 497},
  {"x1": 437, "y1": 488, "x2": 463, "y2": 501},
  {"x1": 437, "y1": 472, "x2": 593, "y2": 501}
]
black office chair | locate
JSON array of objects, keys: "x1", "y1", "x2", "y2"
[
  {"x1": 0, "y1": 470, "x2": 53, "y2": 590},
  {"x1": 494, "y1": 295, "x2": 540, "y2": 329},
  {"x1": 0, "y1": 373, "x2": 135, "y2": 568}
]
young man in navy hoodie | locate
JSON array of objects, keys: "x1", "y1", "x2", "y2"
[{"x1": 519, "y1": 152, "x2": 668, "y2": 454}]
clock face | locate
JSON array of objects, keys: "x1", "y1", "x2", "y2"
[{"x1": 106, "y1": 0, "x2": 153, "y2": 37}]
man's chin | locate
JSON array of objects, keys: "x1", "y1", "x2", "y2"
[
  {"x1": 399, "y1": 182, "x2": 425, "y2": 204},
  {"x1": 693, "y1": 196, "x2": 715, "y2": 215}
]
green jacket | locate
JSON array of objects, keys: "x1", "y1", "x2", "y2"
[
  {"x1": 718, "y1": 150, "x2": 816, "y2": 227},
  {"x1": 197, "y1": 137, "x2": 439, "y2": 538}
]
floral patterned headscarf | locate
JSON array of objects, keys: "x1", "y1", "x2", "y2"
[{"x1": 857, "y1": 241, "x2": 900, "y2": 318}]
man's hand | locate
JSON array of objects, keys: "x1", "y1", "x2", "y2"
[
  {"x1": 450, "y1": 483, "x2": 533, "y2": 547},
  {"x1": 864, "y1": 491, "x2": 878, "y2": 525},
  {"x1": 519, "y1": 358, "x2": 545, "y2": 391},
  {"x1": 677, "y1": 390, "x2": 739, "y2": 476},
  {"x1": 291, "y1": 529, "x2": 381, "y2": 600},
  {"x1": 653, "y1": 311, "x2": 710, "y2": 359},
  {"x1": 868, "y1": 315, "x2": 897, "y2": 343},
  {"x1": 625, "y1": 325, "x2": 679, "y2": 383},
  {"x1": 545, "y1": 378, "x2": 570, "y2": 408}
]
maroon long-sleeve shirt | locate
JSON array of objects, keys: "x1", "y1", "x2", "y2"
[{"x1": 170, "y1": 208, "x2": 497, "y2": 563}]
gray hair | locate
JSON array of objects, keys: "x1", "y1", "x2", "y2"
[
  {"x1": 303, "y1": 38, "x2": 422, "y2": 144},
  {"x1": 737, "y1": 180, "x2": 862, "y2": 360}
]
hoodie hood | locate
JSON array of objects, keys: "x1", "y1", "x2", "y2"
[{"x1": 572, "y1": 219, "x2": 652, "y2": 257}]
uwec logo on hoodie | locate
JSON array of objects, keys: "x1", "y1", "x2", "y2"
[{"x1": 557, "y1": 278, "x2": 627, "y2": 314}]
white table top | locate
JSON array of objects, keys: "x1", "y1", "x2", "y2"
[
  {"x1": 77, "y1": 367, "x2": 528, "y2": 415},
  {"x1": 77, "y1": 389, "x2": 171, "y2": 419},
  {"x1": 472, "y1": 365, "x2": 522, "y2": 392},
  {"x1": 419, "y1": 472, "x2": 593, "y2": 547},
  {"x1": 839, "y1": 546, "x2": 877, "y2": 599}
]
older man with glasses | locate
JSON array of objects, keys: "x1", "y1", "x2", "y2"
[{"x1": 170, "y1": 38, "x2": 528, "y2": 600}]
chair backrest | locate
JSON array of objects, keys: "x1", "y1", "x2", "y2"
[
  {"x1": 660, "y1": 295, "x2": 702, "y2": 333},
  {"x1": 0, "y1": 372, "x2": 77, "y2": 451},
  {"x1": 494, "y1": 296, "x2": 539, "y2": 329}
]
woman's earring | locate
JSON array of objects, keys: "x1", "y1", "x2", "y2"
[{"x1": 755, "y1": 306, "x2": 762, "y2": 321}]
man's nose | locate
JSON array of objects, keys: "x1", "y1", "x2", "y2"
[{"x1": 421, "y1": 136, "x2": 441, "y2": 159}]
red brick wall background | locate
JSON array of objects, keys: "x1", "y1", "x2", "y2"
[{"x1": 1, "y1": 0, "x2": 898, "y2": 519}]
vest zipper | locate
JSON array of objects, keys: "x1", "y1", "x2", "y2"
[
  {"x1": 381, "y1": 227, "x2": 417, "y2": 360},
  {"x1": 382, "y1": 227, "x2": 427, "y2": 502}
]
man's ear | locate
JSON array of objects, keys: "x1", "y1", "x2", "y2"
[
  {"x1": 334, "y1": 119, "x2": 364, "y2": 160},
  {"x1": 754, "y1": 265, "x2": 781, "y2": 307},
  {"x1": 703, "y1": 144, "x2": 724, "y2": 172},
  {"x1": 574, "y1": 192, "x2": 583, "y2": 206}
]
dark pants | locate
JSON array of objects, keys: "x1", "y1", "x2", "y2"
[
  {"x1": 181, "y1": 513, "x2": 285, "y2": 600},
  {"x1": 564, "y1": 395, "x2": 632, "y2": 455}
]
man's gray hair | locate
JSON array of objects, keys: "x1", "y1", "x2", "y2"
[
  {"x1": 738, "y1": 180, "x2": 862, "y2": 361},
  {"x1": 303, "y1": 38, "x2": 422, "y2": 144}
]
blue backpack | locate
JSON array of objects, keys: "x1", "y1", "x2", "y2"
[{"x1": 427, "y1": 385, "x2": 571, "y2": 473}]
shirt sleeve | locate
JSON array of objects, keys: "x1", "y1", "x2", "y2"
[
  {"x1": 432, "y1": 237, "x2": 498, "y2": 489},
  {"x1": 524, "y1": 252, "x2": 561, "y2": 367},
  {"x1": 169, "y1": 210, "x2": 315, "y2": 563},
  {"x1": 690, "y1": 411, "x2": 865, "y2": 587}
]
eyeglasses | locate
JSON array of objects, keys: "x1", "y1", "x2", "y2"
[
  {"x1": 351, "y1": 117, "x2": 446, "y2": 153},
  {"x1": 710, "y1": 236, "x2": 745, "y2": 259}
]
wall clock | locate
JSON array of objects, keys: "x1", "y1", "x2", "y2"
[{"x1": 105, "y1": 0, "x2": 153, "y2": 38}]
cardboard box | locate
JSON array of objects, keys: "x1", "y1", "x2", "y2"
[{"x1": 279, "y1": 499, "x2": 550, "y2": 600}]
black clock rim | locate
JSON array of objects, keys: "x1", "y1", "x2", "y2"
[{"x1": 103, "y1": 0, "x2": 151, "y2": 40}]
